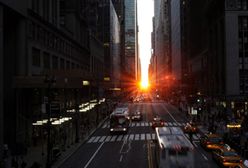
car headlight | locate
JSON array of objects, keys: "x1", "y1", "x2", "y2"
[
  {"x1": 123, "y1": 128, "x2": 126, "y2": 131},
  {"x1": 110, "y1": 128, "x2": 114, "y2": 131}
]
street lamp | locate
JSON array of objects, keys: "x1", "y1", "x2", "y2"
[{"x1": 44, "y1": 75, "x2": 56, "y2": 168}]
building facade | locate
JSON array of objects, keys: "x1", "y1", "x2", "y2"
[
  {"x1": 0, "y1": 0, "x2": 108, "y2": 165},
  {"x1": 124, "y1": 0, "x2": 138, "y2": 88}
]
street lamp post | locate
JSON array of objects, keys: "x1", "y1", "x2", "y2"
[{"x1": 44, "y1": 75, "x2": 56, "y2": 168}]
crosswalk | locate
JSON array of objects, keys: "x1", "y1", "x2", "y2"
[
  {"x1": 86, "y1": 133, "x2": 201, "y2": 144},
  {"x1": 87, "y1": 133, "x2": 156, "y2": 143},
  {"x1": 101, "y1": 121, "x2": 187, "y2": 129}
]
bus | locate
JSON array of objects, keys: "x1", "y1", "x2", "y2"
[
  {"x1": 109, "y1": 106, "x2": 130, "y2": 134},
  {"x1": 153, "y1": 127, "x2": 195, "y2": 168}
]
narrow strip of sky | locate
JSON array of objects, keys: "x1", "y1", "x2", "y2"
[{"x1": 138, "y1": 0, "x2": 154, "y2": 88}]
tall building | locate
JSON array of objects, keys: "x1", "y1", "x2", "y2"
[
  {"x1": 124, "y1": 0, "x2": 138, "y2": 90},
  {"x1": 0, "y1": 0, "x2": 106, "y2": 165},
  {"x1": 151, "y1": 0, "x2": 171, "y2": 97},
  {"x1": 185, "y1": 0, "x2": 248, "y2": 119}
]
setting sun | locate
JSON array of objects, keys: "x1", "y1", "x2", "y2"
[{"x1": 140, "y1": 80, "x2": 150, "y2": 90}]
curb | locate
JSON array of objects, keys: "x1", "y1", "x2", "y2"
[{"x1": 52, "y1": 116, "x2": 109, "y2": 168}]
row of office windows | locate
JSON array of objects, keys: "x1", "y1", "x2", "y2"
[
  {"x1": 32, "y1": 47, "x2": 89, "y2": 71},
  {"x1": 28, "y1": 21, "x2": 89, "y2": 66},
  {"x1": 227, "y1": 0, "x2": 248, "y2": 10}
]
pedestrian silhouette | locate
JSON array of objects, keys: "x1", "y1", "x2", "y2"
[{"x1": 188, "y1": 131, "x2": 193, "y2": 142}]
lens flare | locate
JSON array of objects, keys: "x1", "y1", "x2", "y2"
[{"x1": 139, "y1": 80, "x2": 149, "y2": 90}]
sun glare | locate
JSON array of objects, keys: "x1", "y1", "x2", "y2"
[
  {"x1": 140, "y1": 80, "x2": 149, "y2": 90},
  {"x1": 138, "y1": 0, "x2": 154, "y2": 91}
]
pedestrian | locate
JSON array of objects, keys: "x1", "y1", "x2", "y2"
[{"x1": 188, "y1": 131, "x2": 193, "y2": 142}]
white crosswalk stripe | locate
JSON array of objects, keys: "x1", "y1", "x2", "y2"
[
  {"x1": 193, "y1": 135, "x2": 198, "y2": 140},
  {"x1": 140, "y1": 134, "x2": 145, "y2": 140},
  {"x1": 136, "y1": 123, "x2": 140, "y2": 127},
  {"x1": 99, "y1": 136, "x2": 106, "y2": 142},
  {"x1": 135, "y1": 134, "x2": 139, "y2": 140},
  {"x1": 110, "y1": 135, "x2": 117, "y2": 142},
  {"x1": 105, "y1": 136, "x2": 112, "y2": 142},
  {"x1": 102, "y1": 123, "x2": 107, "y2": 128},
  {"x1": 146, "y1": 133, "x2": 151, "y2": 140},
  {"x1": 152, "y1": 133, "x2": 156, "y2": 140},
  {"x1": 168, "y1": 122, "x2": 173, "y2": 126},
  {"x1": 177, "y1": 123, "x2": 182, "y2": 126},
  {"x1": 145, "y1": 122, "x2": 149, "y2": 126},
  {"x1": 131, "y1": 123, "x2": 135, "y2": 127},
  {"x1": 149, "y1": 122, "x2": 152, "y2": 126},
  {"x1": 141, "y1": 123, "x2": 145, "y2": 127},
  {"x1": 93, "y1": 136, "x2": 101, "y2": 143},
  {"x1": 173, "y1": 122, "x2": 178, "y2": 126},
  {"x1": 87, "y1": 136, "x2": 96, "y2": 143},
  {"x1": 117, "y1": 135, "x2": 123, "y2": 141},
  {"x1": 129, "y1": 134, "x2": 134, "y2": 140}
]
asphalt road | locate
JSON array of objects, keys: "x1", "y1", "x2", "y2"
[{"x1": 59, "y1": 101, "x2": 220, "y2": 168}]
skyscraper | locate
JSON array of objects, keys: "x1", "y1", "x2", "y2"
[{"x1": 124, "y1": 0, "x2": 138, "y2": 86}]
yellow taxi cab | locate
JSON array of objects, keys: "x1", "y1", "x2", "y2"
[
  {"x1": 183, "y1": 121, "x2": 198, "y2": 133},
  {"x1": 212, "y1": 146, "x2": 245, "y2": 168},
  {"x1": 200, "y1": 133, "x2": 224, "y2": 150}
]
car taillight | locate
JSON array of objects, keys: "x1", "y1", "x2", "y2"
[
  {"x1": 161, "y1": 122, "x2": 164, "y2": 125},
  {"x1": 240, "y1": 160, "x2": 243, "y2": 163},
  {"x1": 206, "y1": 141, "x2": 210, "y2": 145},
  {"x1": 223, "y1": 159, "x2": 227, "y2": 162}
]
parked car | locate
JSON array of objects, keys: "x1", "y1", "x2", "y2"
[
  {"x1": 212, "y1": 146, "x2": 244, "y2": 168},
  {"x1": 200, "y1": 133, "x2": 224, "y2": 150},
  {"x1": 152, "y1": 116, "x2": 165, "y2": 129}
]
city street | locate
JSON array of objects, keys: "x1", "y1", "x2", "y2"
[{"x1": 58, "y1": 101, "x2": 219, "y2": 168}]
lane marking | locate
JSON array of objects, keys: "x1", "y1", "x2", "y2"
[
  {"x1": 84, "y1": 142, "x2": 104, "y2": 168},
  {"x1": 119, "y1": 155, "x2": 123, "y2": 162},
  {"x1": 162, "y1": 105, "x2": 179, "y2": 124},
  {"x1": 201, "y1": 153, "x2": 208, "y2": 161}
]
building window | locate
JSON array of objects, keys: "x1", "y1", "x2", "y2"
[
  {"x1": 43, "y1": 52, "x2": 50, "y2": 69},
  {"x1": 60, "y1": 58, "x2": 65, "y2": 69},
  {"x1": 32, "y1": 47, "x2": 40, "y2": 67},
  {"x1": 52, "y1": 56, "x2": 58, "y2": 69}
]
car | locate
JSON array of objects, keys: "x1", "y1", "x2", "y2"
[
  {"x1": 212, "y1": 146, "x2": 244, "y2": 168},
  {"x1": 200, "y1": 133, "x2": 224, "y2": 150},
  {"x1": 152, "y1": 116, "x2": 165, "y2": 129},
  {"x1": 183, "y1": 121, "x2": 198, "y2": 133},
  {"x1": 131, "y1": 111, "x2": 142, "y2": 121}
]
